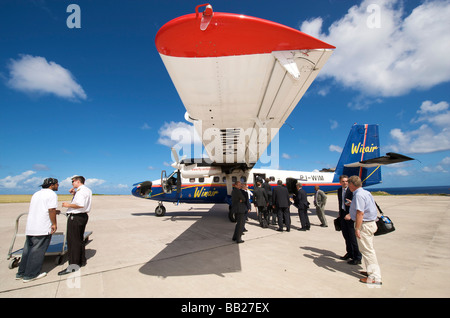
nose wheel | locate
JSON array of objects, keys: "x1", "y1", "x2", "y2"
[{"x1": 155, "y1": 202, "x2": 166, "y2": 216}]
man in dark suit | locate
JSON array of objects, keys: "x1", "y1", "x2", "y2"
[
  {"x1": 294, "y1": 183, "x2": 310, "y2": 230},
  {"x1": 272, "y1": 180, "x2": 291, "y2": 232},
  {"x1": 231, "y1": 181, "x2": 247, "y2": 243},
  {"x1": 262, "y1": 178, "x2": 275, "y2": 225},
  {"x1": 253, "y1": 181, "x2": 269, "y2": 227},
  {"x1": 337, "y1": 175, "x2": 361, "y2": 264}
]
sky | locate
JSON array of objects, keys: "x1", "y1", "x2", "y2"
[{"x1": 0, "y1": 0, "x2": 449, "y2": 195}]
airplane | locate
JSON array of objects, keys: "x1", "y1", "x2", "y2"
[
  {"x1": 132, "y1": 123, "x2": 414, "y2": 220},
  {"x1": 131, "y1": 4, "x2": 414, "y2": 219}
]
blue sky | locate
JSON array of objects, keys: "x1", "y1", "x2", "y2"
[{"x1": 1, "y1": 0, "x2": 449, "y2": 195}]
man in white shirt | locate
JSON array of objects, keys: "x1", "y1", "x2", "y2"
[
  {"x1": 347, "y1": 175, "x2": 382, "y2": 285},
  {"x1": 58, "y1": 175, "x2": 92, "y2": 275},
  {"x1": 17, "y1": 178, "x2": 60, "y2": 282}
]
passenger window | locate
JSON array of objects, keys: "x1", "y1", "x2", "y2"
[
  {"x1": 232, "y1": 176, "x2": 237, "y2": 183},
  {"x1": 199, "y1": 177, "x2": 205, "y2": 183},
  {"x1": 189, "y1": 178, "x2": 195, "y2": 183},
  {"x1": 213, "y1": 176, "x2": 220, "y2": 183}
]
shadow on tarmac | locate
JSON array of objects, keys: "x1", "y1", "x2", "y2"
[{"x1": 138, "y1": 204, "x2": 242, "y2": 277}]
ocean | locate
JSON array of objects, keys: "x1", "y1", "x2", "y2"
[{"x1": 367, "y1": 185, "x2": 450, "y2": 195}]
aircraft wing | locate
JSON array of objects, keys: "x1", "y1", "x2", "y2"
[
  {"x1": 155, "y1": 4, "x2": 335, "y2": 167},
  {"x1": 344, "y1": 152, "x2": 415, "y2": 168}
]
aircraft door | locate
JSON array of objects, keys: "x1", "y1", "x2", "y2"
[
  {"x1": 161, "y1": 170, "x2": 171, "y2": 194},
  {"x1": 161, "y1": 170, "x2": 181, "y2": 195},
  {"x1": 286, "y1": 177, "x2": 298, "y2": 194},
  {"x1": 253, "y1": 173, "x2": 266, "y2": 184}
]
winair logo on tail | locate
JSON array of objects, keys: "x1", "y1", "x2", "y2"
[{"x1": 351, "y1": 143, "x2": 379, "y2": 154}]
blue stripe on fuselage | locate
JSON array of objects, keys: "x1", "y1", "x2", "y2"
[{"x1": 132, "y1": 182, "x2": 342, "y2": 203}]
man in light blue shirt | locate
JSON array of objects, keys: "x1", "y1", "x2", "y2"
[
  {"x1": 347, "y1": 175, "x2": 382, "y2": 285},
  {"x1": 349, "y1": 188, "x2": 378, "y2": 223}
]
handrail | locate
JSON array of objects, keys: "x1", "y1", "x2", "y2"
[{"x1": 195, "y1": 3, "x2": 211, "y2": 18}]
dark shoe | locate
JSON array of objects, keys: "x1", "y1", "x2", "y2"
[
  {"x1": 298, "y1": 228, "x2": 307, "y2": 231},
  {"x1": 58, "y1": 268, "x2": 78, "y2": 276},
  {"x1": 236, "y1": 240, "x2": 244, "y2": 243},
  {"x1": 359, "y1": 271, "x2": 369, "y2": 276},
  {"x1": 276, "y1": 228, "x2": 283, "y2": 232},
  {"x1": 320, "y1": 224, "x2": 328, "y2": 227},
  {"x1": 340, "y1": 253, "x2": 351, "y2": 260},
  {"x1": 286, "y1": 228, "x2": 290, "y2": 232},
  {"x1": 348, "y1": 259, "x2": 362, "y2": 265}
]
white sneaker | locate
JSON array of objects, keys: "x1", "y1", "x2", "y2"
[{"x1": 23, "y1": 272, "x2": 47, "y2": 283}]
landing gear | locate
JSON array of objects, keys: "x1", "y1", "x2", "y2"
[{"x1": 155, "y1": 202, "x2": 166, "y2": 217}]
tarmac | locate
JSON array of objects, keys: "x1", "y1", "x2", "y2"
[{"x1": 0, "y1": 194, "x2": 449, "y2": 299}]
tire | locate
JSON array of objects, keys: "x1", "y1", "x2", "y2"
[{"x1": 155, "y1": 206, "x2": 166, "y2": 217}]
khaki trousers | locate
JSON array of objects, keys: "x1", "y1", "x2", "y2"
[{"x1": 356, "y1": 221, "x2": 382, "y2": 282}]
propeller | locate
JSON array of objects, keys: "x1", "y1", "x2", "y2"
[{"x1": 171, "y1": 147, "x2": 182, "y2": 170}]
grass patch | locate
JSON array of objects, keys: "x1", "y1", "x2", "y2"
[{"x1": 0, "y1": 194, "x2": 74, "y2": 203}]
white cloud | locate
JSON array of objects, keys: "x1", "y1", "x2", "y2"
[
  {"x1": 60, "y1": 176, "x2": 106, "y2": 188},
  {"x1": 0, "y1": 170, "x2": 36, "y2": 189},
  {"x1": 7, "y1": 54, "x2": 86, "y2": 100},
  {"x1": 23, "y1": 177, "x2": 44, "y2": 188},
  {"x1": 422, "y1": 165, "x2": 448, "y2": 173},
  {"x1": 85, "y1": 178, "x2": 106, "y2": 187},
  {"x1": 302, "y1": 0, "x2": 450, "y2": 97},
  {"x1": 282, "y1": 153, "x2": 291, "y2": 159},
  {"x1": 329, "y1": 119, "x2": 338, "y2": 130},
  {"x1": 389, "y1": 100, "x2": 450, "y2": 153},
  {"x1": 385, "y1": 168, "x2": 411, "y2": 176},
  {"x1": 329, "y1": 144, "x2": 343, "y2": 153},
  {"x1": 0, "y1": 171, "x2": 125, "y2": 194},
  {"x1": 157, "y1": 121, "x2": 202, "y2": 147},
  {"x1": 441, "y1": 157, "x2": 450, "y2": 165},
  {"x1": 412, "y1": 100, "x2": 450, "y2": 127},
  {"x1": 417, "y1": 100, "x2": 449, "y2": 114}
]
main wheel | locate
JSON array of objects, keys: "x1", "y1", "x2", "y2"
[{"x1": 155, "y1": 205, "x2": 166, "y2": 217}]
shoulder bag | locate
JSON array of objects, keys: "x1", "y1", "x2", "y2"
[{"x1": 374, "y1": 202, "x2": 395, "y2": 236}]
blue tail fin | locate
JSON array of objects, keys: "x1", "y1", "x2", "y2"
[{"x1": 333, "y1": 124, "x2": 381, "y2": 186}]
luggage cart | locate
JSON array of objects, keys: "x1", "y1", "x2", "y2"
[{"x1": 7, "y1": 212, "x2": 92, "y2": 269}]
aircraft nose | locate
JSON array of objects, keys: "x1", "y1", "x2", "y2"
[{"x1": 132, "y1": 181, "x2": 152, "y2": 198}]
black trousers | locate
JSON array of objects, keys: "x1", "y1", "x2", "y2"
[
  {"x1": 277, "y1": 207, "x2": 291, "y2": 230},
  {"x1": 298, "y1": 207, "x2": 310, "y2": 229},
  {"x1": 257, "y1": 206, "x2": 269, "y2": 226},
  {"x1": 67, "y1": 213, "x2": 89, "y2": 266},
  {"x1": 340, "y1": 217, "x2": 361, "y2": 260},
  {"x1": 232, "y1": 212, "x2": 246, "y2": 241}
]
